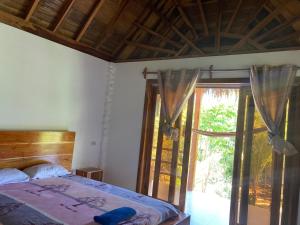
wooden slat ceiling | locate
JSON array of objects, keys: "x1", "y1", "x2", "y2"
[{"x1": 0, "y1": 0, "x2": 300, "y2": 62}]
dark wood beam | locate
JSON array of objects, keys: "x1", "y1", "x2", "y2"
[
  {"x1": 216, "y1": 0, "x2": 224, "y2": 51},
  {"x1": 115, "y1": 46, "x2": 300, "y2": 62},
  {"x1": 152, "y1": 5, "x2": 179, "y2": 58},
  {"x1": 52, "y1": 0, "x2": 76, "y2": 32},
  {"x1": 222, "y1": 32, "x2": 266, "y2": 50},
  {"x1": 125, "y1": 41, "x2": 177, "y2": 55},
  {"x1": 173, "y1": 0, "x2": 199, "y2": 39},
  {"x1": 256, "y1": 16, "x2": 300, "y2": 42},
  {"x1": 112, "y1": 0, "x2": 152, "y2": 58},
  {"x1": 25, "y1": 0, "x2": 40, "y2": 21},
  {"x1": 96, "y1": 0, "x2": 130, "y2": 49},
  {"x1": 240, "y1": 0, "x2": 267, "y2": 34},
  {"x1": 229, "y1": 9, "x2": 279, "y2": 52},
  {"x1": 182, "y1": 0, "x2": 217, "y2": 8},
  {"x1": 0, "y1": 9, "x2": 112, "y2": 61},
  {"x1": 175, "y1": 43, "x2": 188, "y2": 57},
  {"x1": 225, "y1": 0, "x2": 243, "y2": 33},
  {"x1": 76, "y1": 0, "x2": 105, "y2": 42},
  {"x1": 264, "y1": 31, "x2": 300, "y2": 46},
  {"x1": 196, "y1": 0, "x2": 209, "y2": 36},
  {"x1": 149, "y1": 4, "x2": 205, "y2": 55},
  {"x1": 133, "y1": 22, "x2": 183, "y2": 49}
]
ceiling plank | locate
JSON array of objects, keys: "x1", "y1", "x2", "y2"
[
  {"x1": 173, "y1": 0, "x2": 199, "y2": 39},
  {"x1": 25, "y1": 0, "x2": 40, "y2": 22},
  {"x1": 196, "y1": 0, "x2": 209, "y2": 36},
  {"x1": 52, "y1": 0, "x2": 76, "y2": 32},
  {"x1": 125, "y1": 41, "x2": 177, "y2": 54},
  {"x1": 96, "y1": 0, "x2": 130, "y2": 49},
  {"x1": 76, "y1": 0, "x2": 105, "y2": 42},
  {"x1": 133, "y1": 22, "x2": 183, "y2": 49},
  {"x1": 225, "y1": 0, "x2": 243, "y2": 33},
  {"x1": 0, "y1": 9, "x2": 112, "y2": 61},
  {"x1": 229, "y1": 9, "x2": 279, "y2": 52}
]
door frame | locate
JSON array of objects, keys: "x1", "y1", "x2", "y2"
[{"x1": 137, "y1": 78, "x2": 250, "y2": 195}]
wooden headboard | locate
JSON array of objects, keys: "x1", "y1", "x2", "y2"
[{"x1": 0, "y1": 131, "x2": 75, "y2": 170}]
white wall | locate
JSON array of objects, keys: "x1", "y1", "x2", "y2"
[
  {"x1": 0, "y1": 23, "x2": 109, "y2": 169},
  {"x1": 106, "y1": 50, "x2": 300, "y2": 190}
]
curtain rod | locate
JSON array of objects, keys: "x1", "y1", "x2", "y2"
[{"x1": 142, "y1": 66, "x2": 300, "y2": 79}]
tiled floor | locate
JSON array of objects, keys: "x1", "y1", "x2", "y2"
[{"x1": 185, "y1": 191, "x2": 230, "y2": 225}]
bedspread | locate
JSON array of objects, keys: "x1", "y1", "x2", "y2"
[{"x1": 0, "y1": 175, "x2": 179, "y2": 225}]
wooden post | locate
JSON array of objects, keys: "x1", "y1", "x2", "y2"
[{"x1": 187, "y1": 88, "x2": 204, "y2": 191}]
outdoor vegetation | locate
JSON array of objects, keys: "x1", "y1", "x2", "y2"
[{"x1": 149, "y1": 88, "x2": 273, "y2": 211}]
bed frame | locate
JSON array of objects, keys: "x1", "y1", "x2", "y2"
[
  {"x1": 162, "y1": 213, "x2": 190, "y2": 225},
  {"x1": 0, "y1": 131, "x2": 189, "y2": 225}
]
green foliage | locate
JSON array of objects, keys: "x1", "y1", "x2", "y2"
[
  {"x1": 199, "y1": 104, "x2": 237, "y2": 133},
  {"x1": 198, "y1": 104, "x2": 237, "y2": 183}
]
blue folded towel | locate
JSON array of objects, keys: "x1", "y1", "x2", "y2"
[{"x1": 94, "y1": 207, "x2": 137, "y2": 225}]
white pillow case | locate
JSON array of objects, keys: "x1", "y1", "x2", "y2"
[
  {"x1": 23, "y1": 164, "x2": 70, "y2": 179},
  {"x1": 0, "y1": 168, "x2": 30, "y2": 185}
]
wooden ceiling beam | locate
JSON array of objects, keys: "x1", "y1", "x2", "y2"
[
  {"x1": 216, "y1": 0, "x2": 224, "y2": 51},
  {"x1": 52, "y1": 0, "x2": 76, "y2": 32},
  {"x1": 25, "y1": 0, "x2": 40, "y2": 21},
  {"x1": 264, "y1": 31, "x2": 300, "y2": 46},
  {"x1": 115, "y1": 46, "x2": 300, "y2": 62},
  {"x1": 133, "y1": 22, "x2": 183, "y2": 49},
  {"x1": 112, "y1": 0, "x2": 153, "y2": 58},
  {"x1": 182, "y1": 0, "x2": 217, "y2": 7},
  {"x1": 0, "y1": 9, "x2": 112, "y2": 61},
  {"x1": 256, "y1": 16, "x2": 300, "y2": 42},
  {"x1": 196, "y1": 0, "x2": 209, "y2": 36},
  {"x1": 76, "y1": 0, "x2": 105, "y2": 42},
  {"x1": 125, "y1": 41, "x2": 177, "y2": 55},
  {"x1": 240, "y1": 0, "x2": 267, "y2": 34},
  {"x1": 221, "y1": 32, "x2": 266, "y2": 50},
  {"x1": 149, "y1": 4, "x2": 205, "y2": 55},
  {"x1": 173, "y1": 0, "x2": 199, "y2": 39},
  {"x1": 96, "y1": 0, "x2": 130, "y2": 49},
  {"x1": 175, "y1": 43, "x2": 188, "y2": 57},
  {"x1": 229, "y1": 9, "x2": 279, "y2": 52},
  {"x1": 225, "y1": 0, "x2": 243, "y2": 33},
  {"x1": 171, "y1": 26, "x2": 204, "y2": 55},
  {"x1": 152, "y1": 4, "x2": 179, "y2": 58}
]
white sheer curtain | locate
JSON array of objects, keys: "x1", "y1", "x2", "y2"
[
  {"x1": 250, "y1": 64, "x2": 298, "y2": 155},
  {"x1": 158, "y1": 69, "x2": 200, "y2": 141}
]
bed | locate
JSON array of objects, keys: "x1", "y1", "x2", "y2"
[{"x1": 0, "y1": 131, "x2": 190, "y2": 225}]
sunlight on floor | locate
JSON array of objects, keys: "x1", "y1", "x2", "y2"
[{"x1": 185, "y1": 191, "x2": 230, "y2": 225}]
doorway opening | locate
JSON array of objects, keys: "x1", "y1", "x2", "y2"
[
  {"x1": 137, "y1": 80, "x2": 299, "y2": 225},
  {"x1": 185, "y1": 87, "x2": 239, "y2": 225}
]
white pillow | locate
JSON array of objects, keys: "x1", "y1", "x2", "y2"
[
  {"x1": 0, "y1": 168, "x2": 30, "y2": 185},
  {"x1": 23, "y1": 164, "x2": 70, "y2": 179}
]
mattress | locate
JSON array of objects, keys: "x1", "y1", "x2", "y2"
[{"x1": 0, "y1": 175, "x2": 179, "y2": 225}]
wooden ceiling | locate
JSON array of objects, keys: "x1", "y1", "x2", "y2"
[{"x1": 0, "y1": 0, "x2": 300, "y2": 62}]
